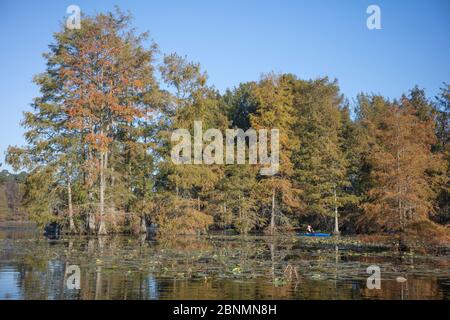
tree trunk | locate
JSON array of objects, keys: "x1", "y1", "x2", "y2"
[
  {"x1": 86, "y1": 144, "x2": 96, "y2": 234},
  {"x1": 397, "y1": 152, "x2": 404, "y2": 233},
  {"x1": 98, "y1": 151, "x2": 107, "y2": 235},
  {"x1": 270, "y1": 188, "x2": 275, "y2": 235},
  {"x1": 333, "y1": 183, "x2": 340, "y2": 235},
  {"x1": 87, "y1": 211, "x2": 95, "y2": 234},
  {"x1": 68, "y1": 177, "x2": 76, "y2": 233},
  {"x1": 239, "y1": 195, "x2": 242, "y2": 219},
  {"x1": 140, "y1": 215, "x2": 147, "y2": 234},
  {"x1": 221, "y1": 202, "x2": 227, "y2": 231},
  {"x1": 396, "y1": 119, "x2": 404, "y2": 234}
]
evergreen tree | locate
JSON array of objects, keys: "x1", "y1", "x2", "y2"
[
  {"x1": 155, "y1": 54, "x2": 228, "y2": 235},
  {"x1": 362, "y1": 100, "x2": 444, "y2": 235},
  {"x1": 5, "y1": 7, "x2": 448, "y2": 239},
  {"x1": 250, "y1": 73, "x2": 301, "y2": 234},
  {"x1": 291, "y1": 78, "x2": 353, "y2": 233},
  {"x1": 433, "y1": 84, "x2": 450, "y2": 224},
  {"x1": 8, "y1": 10, "x2": 161, "y2": 234}
]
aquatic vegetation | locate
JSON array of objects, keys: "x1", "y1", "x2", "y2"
[{"x1": 0, "y1": 226, "x2": 449, "y2": 299}]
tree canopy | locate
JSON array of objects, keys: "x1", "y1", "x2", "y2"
[{"x1": 6, "y1": 10, "x2": 449, "y2": 242}]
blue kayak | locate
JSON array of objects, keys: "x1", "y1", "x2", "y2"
[{"x1": 300, "y1": 233, "x2": 332, "y2": 237}]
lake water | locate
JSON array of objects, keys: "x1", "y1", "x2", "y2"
[{"x1": 0, "y1": 223, "x2": 449, "y2": 300}]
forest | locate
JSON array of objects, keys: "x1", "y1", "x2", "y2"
[
  {"x1": 5, "y1": 10, "x2": 449, "y2": 243},
  {"x1": 0, "y1": 170, "x2": 26, "y2": 221}
]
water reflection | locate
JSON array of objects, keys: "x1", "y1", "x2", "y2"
[{"x1": 0, "y1": 223, "x2": 449, "y2": 300}]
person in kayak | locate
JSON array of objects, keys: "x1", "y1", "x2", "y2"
[{"x1": 306, "y1": 225, "x2": 314, "y2": 234}]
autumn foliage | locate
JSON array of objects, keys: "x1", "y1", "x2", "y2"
[{"x1": 6, "y1": 10, "x2": 449, "y2": 242}]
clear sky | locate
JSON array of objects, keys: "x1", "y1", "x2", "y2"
[{"x1": 0, "y1": 0, "x2": 449, "y2": 171}]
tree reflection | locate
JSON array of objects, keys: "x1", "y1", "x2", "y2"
[{"x1": 0, "y1": 231, "x2": 448, "y2": 300}]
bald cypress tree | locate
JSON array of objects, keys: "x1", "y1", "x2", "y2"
[
  {"x1": 362, "y1": 99, "x2": 445, "y2": 237},
  {"x1": 8, "y1": 10, "x2": 161, "y2": 234},
  {"x1": 250, "y1": 73, "x2": 301, "y2": 234},
  {"x1": 291, "y1": 78, "x2": 354, "y2": 233},
  {"x1": 434, "y1": 84, "x2": 450, "y2": 224},
  {"x1": 155, "y1": 54, "x2": 228, "y2": 235}
]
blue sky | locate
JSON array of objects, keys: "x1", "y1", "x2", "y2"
[{"x1": 0, "y1": 0, "x2": 449, "y2": 171}]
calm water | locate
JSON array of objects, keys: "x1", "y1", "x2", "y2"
[{"x1": 0, "y1": 223, "x2": 449, "y2": 300}]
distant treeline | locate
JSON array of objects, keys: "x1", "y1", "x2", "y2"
[
  {"x1": 0, "y1": 170, "x2": 26, "y2": 221},
  {"x1": 6, "y1": 10, "x2": 449, "y2": 241}
]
